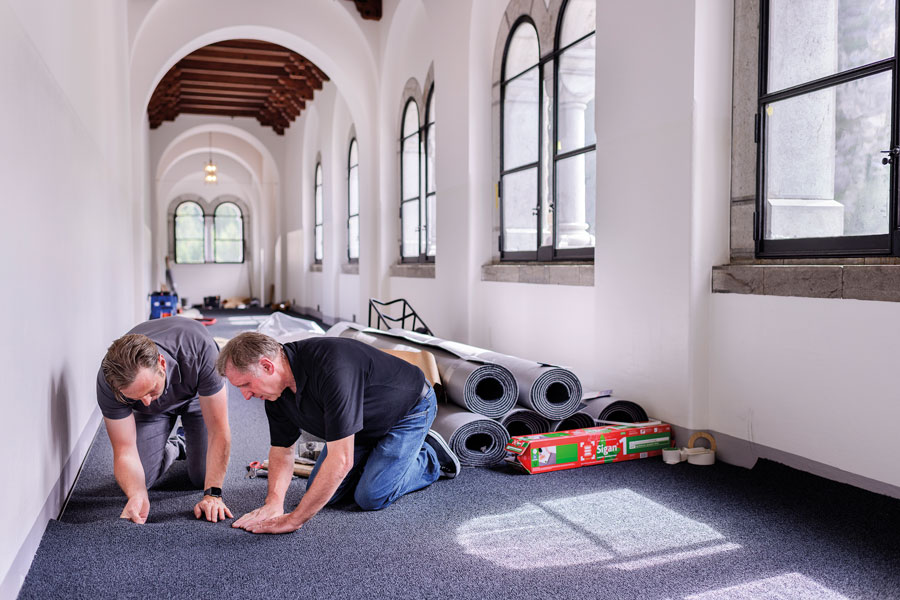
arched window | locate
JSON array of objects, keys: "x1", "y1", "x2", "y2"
[
  {"x1": 553, "y1": 0, "x2": 596, "y2": 255},
  {"x1": 500, "y1": 19, "x2": 541, "y2": 257},
  {"x1": 423, "y1": 85, "x2": 436, "y2": 258},
  {"x1": 174, "y1": 201, "x2": 205, "y2": 264},
  {"x1": 347, "y1": 139, "x2": 359, "y2": 262},
  {"x1": 213, "y1": 202, "x2": 244, "y2": 263},
  {"x1": 314, "y1": 162, "x2": 324, "y2": 263},
  {"x1": 400, "y1": 99, "x2": 421, "y2": 261}
]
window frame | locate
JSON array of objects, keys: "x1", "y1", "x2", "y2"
[
  {"x1": 755, "y1": 0, "x2": 900, "y2": 258},
  {"x1": 174, "y1": 200, "x2": 206, "y2": 264},
  {"x1": 423, "y1": 84, "x2": 436, "y2": 261},
  {"x1": 314, "y1": 162, "x2": 324, "y2": 264},
  {"x1": 212, "y1": 201, "x2": 245, "y2": 264},
  {"x1": 400, "y1": 98, "x2": 425, "y2": 263},
  {"x1": 499, "y1": 5, "x2": 596, "y2": 262},
  {"x1": 347, "y1": 139, "x2": 360, "y2": 264}
]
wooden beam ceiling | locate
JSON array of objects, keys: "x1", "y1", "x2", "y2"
[
  {"x1": 347, "y1": 0, "x2": 382, "y2": 20},
  {"x1": 147, "y1": 40, "x2": 329, "y2": 135}
]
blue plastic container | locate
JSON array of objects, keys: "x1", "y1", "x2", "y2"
[{"x1": 149, "y1": 293, "x2": 179, "y2": 319}]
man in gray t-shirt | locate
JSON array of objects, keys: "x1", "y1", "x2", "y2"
[{"x1": 97, "y1": 317, "x2": 232, "y2": 524}]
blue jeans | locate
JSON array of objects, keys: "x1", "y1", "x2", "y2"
[{"x1": 307, "y1": 386, "x2": 440, "y2": 510}]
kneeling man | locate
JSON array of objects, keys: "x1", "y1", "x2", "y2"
[
  {"x1": 97, "y1": 317, "x2": 232, "y2": 524},
  {"x1": 217, "y1": 332, "x2": 459, "y2": 534}
]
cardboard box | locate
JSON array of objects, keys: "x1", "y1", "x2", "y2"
[{"x1": 506, "y1": 422, "x2": 673, "y2": 474}]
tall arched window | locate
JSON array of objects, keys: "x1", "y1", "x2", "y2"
[
  {"x1": 500, "y1": 19, "x2": 541, "y2": 258},
  {"x1": 213, "y1": 202, "x2": 244, "y2": 263},
  {"x1": 347, "y1": 139, "x2": 359, "y2": 262},
  {"x1": 553, "y1": 0, "x2": 596, "y2": 256},
  {"x1": 400, "y1": 99, "x2": 421, "y2": 261},
  {"x1": 174, "y1": 201, "x2": 205, "y2": 264},
  {"x1": 314, "y1": 162, "x2": 324, "y2": 263},
  {"x1": 423, "y1": 85, "x2": 436, "y2": 259}
]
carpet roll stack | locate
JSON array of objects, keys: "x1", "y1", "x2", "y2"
[
  {"x1": 548, "y1": 409, "x2": 596, "y2": 432},
  {"x1": 498, "y1": 408, "x2": 551, "y2": 438},
  {"x1": 431, "y1": 404, "x2": 510, "y2": 467},
  {"x1": 580, "y1": 396, "x2": 649, "y2": 423}
]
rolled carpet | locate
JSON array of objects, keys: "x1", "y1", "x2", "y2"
[
  {"x1": 548, "y1": 409, "x2": 596, "y2": 432},
  {"x1": 498, "y1": 408, "x2": 551, "y2": 438},
  {"x1": 432, "y1": 403, "x2": 509, "y2": 467},
  {"x1": 327, "y1": 323, "x2": 518, "y2": 418},
  {"x1": 580, "y1": 396, "x2": 649, "y2": 423}
]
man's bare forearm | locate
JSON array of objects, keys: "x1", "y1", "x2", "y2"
[
  {"x1": 286, "y1": 454, "x2": 348, "y2": 528},
  {"x1": 203, "y1": 430, "x2": 231, "y2": 490},
  {"x1": 113, "y1": 451, "x2": 147, "y2": 499},
  {"x1": 264, "y1": 446, "x2": 295, "y2": 507}
]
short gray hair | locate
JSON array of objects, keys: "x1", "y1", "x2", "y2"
[{"x1": 216, "y1": 332, "x2": 283, "y2": 375}]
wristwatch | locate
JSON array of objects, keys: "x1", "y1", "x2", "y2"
[{"x1": 203, "y1": 487, "x2": 222, "y2": 498}]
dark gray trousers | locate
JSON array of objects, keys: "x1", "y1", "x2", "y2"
[{"x1": 133, "y1": 397, "x2": 207, "y2": 489}]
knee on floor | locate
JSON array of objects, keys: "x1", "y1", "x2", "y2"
[{"x1": 353, "y1": 488, "x2": 396, "y2": 511}]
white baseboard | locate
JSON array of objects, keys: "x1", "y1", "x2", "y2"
[{"x1": 0, "y1": 407, "x2": 101, "y2": 600}]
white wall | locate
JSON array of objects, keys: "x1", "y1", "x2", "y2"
[{"x1": 0, "y1": 0, "x2": 136, "y2": 594}]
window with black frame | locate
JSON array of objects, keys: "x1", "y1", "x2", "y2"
[
  {"x1": 757, "y1": 0, "x2": 896, "y2": 257},
  {"x1": 400, "y1": 99, "x2": 422, "y2": 262},
  {"x1": 314, "y1": 162, "x2": 324, "y2": 264},
  {"x1": 174, "y1": 201, "x2": 205, "y2": 264},
  {"x1": 213, "y1": 202, "x2": 243, "y2": 263},
  {"x1": 348, "y1": 139, "x2": 359, "y2": 263},
  {"x1": 500, "y1": 0, "x2": 596, "y2": 262},
  {"x1": 424, "y1": 85, "x2": 436, "y2": 259}
]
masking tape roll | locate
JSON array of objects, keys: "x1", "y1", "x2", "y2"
[
  {"x1": 662, "y1": 447, "x2": 682, "y2": 464},
  {"x1": 687, "y1": 449, "x2": 715, "y2": 466},
  {"x1": 687, "y1": 431, "x2": 717, "y2": 452}
]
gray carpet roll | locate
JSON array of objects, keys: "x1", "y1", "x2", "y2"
[
  {"x1": 349, "y1": 327, "x2": 583, "y2": 421},
  {"x1": 580, "y1": 396, "x2": 649, "y2": 423},
  {"x1": 548, "y1": 409, "x2": 596, "y2": 432},
  {"x1": 432, "y1": 403, "x2": 509, "y2": 467},
  {"x1": 327, "y1": 323, "x2": 518, "y2": 418},
  {"x1": 498, "y1": 408, "x2": 551, "y2": 437}
]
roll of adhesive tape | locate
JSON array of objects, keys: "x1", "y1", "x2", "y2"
[
  {"x1": 687, "y1": 450, "x2": 715, "y2": 466},
  {"x1": 662, "y1": 447, "x2": 682, "y2": 464},
  {"x1": 681, "y1": 447, "x2": 706, "y2": 461},
  {"x1": 687, "y1": 431, "x2": 717, "y2": 452}
]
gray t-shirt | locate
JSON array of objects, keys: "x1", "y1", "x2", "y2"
[{"x1": 96, "y1": 318, "x2": 224, "y2": 420}]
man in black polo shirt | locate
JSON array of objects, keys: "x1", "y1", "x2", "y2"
[
  {"x1": 216, "y1": 332, "x2": 460, "y2": 534},
  {"x1": 97, "y1": 317, "x2": 232, "y2": 524}
]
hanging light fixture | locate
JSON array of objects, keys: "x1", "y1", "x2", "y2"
[{"x1": 204, "y1": 132, "x2": 217, "y2": 184}]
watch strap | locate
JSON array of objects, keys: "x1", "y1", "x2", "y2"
[{"x1": 203, "y1": 487, "x2": 222, "y2": 498}]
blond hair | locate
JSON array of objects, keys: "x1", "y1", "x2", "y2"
[
  {"x1": 216, "y1": 331, "x2": 283, "y2": 375},
  {"x1": 101, "y1": 334, "x2": 160, "y2": 403}
]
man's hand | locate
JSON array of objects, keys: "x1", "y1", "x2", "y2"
[
  {"x1": 243, "y1": 513, "x2": 302, "y2": 535},
  {"x1": 193, "y1": 495, "x2": 234, "y2": 523},
  {"x1": 232, "y1": 504, "x2": 284, "y2": 531},
  {"x1": 120, "y1": 494, "x2": 150, "y2": 524}
]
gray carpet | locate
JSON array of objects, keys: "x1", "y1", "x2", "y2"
[{"x1": 18, "y1": 318, "x2": 900, "y2": 599}]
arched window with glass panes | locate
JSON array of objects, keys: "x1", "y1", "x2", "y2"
[
  {"x1": 314, "y1": 162, "x2": 323, "y2": 264},
  {"x1": 213, "y1": 202, "x2": 243, "y2": 263},
  {"x1": 347, "y1": 139, "x2": 359, "y2": 262},
  {"x1": 400, "y1": 99, "x2": 422, "y2": 262},
  {"x1": 423, "y1": 85, "x2": 436, "y2": 258},
  {"x1": 174, "y1": 201, "x2": 205, "y2": 264},
  {"x1": 499, "y1": 0, "x2": 596, "y2": 261}
]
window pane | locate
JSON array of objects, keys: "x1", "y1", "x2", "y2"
[
  {"x1": 505, "y1": 22, "x2": 539, "y2": 79},
  {"x1": 176, "y1": 240, "x2": 204, "y2": 264},
  {"x1": 349, "y1": 139, "x2": 358, "y2": 166},
  {"x1": 767, "y1": 0, "x2": 894, "y2": 93},
  {"x1": 559, "y1": 0, "x2": 596, "y2": 48},
  {"x1": 348, "y1": 165, "x2": 359, "y2": 215},
  {"x1": 402, "y1": 133, "x2": 420, "y2": 200},
  {"x1": 348, "y1": 215, "x2": 359, "y2": 260},
  {"x1": 426, "y1": 192, "x2": 436, "y2": 257},
  {"x1": 764, "y1": 72, "x2": 891, "y2": 240},
  {"x1": 557, "y1": 34, "x2": 596, "y2": 153},
  {"x1": 403, "y1": 102, "x2": 419, "y2": 137},
  {"x1": 425, "y1": 122, "x2": 436, "y2": 194},
  {"x1": 215, "y1": 240, "x2": 242, "y2": 263},
  {"x1": 315, "y1": 224, "x2": 324, "y2": 261},
  {"x1": 555, "y1": 149, "x2": 596, "y2": 249},
  {"x1": 504, "y1": 65, "x2": 540, "y2": 170},
  {"x1": 175, "y1": 201, "x2": 202, "y2": 217},
  {"x1": 401, "y1": 200, "x2": 420, "y2": 257},
  {"x1": 502, "y1": 167, "x2": 538, "y2": 252},
  {"x1": 175, "y1": 214, "x2": 204, "y2": 240},
  {"x1": 315, "y1": 184, "x2": 323, "y2": 226}
]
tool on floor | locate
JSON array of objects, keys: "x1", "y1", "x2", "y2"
[{"x1": 245, "y1": 458, "x2": 314, "y2": 478}]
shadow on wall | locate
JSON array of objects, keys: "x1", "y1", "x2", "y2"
[{"x1": 48, "y1": 369, "x2": 72, "y2": 515}]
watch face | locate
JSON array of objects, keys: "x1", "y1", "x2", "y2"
[{"x1": 204, "y1": 487, "x2": 222, "y2": 497}]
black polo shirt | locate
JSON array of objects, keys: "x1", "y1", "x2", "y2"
[
  {"x1": 265, "y1": 337, "x2": 426, "y2": 447},
  {"x1": 96, "y1": 317, "x2": 224, "y2": 419}
]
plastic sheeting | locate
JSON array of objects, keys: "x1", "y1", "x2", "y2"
[
  {"x1": 432, "y1": 403, "x2": 509, "y2": 467},
  {"x1": 499, "y1": 408, "x2": 551, "y2": 437},
  {"x1": 327, "y1": 323, "x2": 518, "y2": 418},
  {"x1": 579, "y1": 396, "x2": 649, "y2": 423},
  {"x1": 256, "y1": 312, "x2": 325, "y2": 343},
  {"x1": 340, "y1": 326, "x2": 583, "y2": 420}
]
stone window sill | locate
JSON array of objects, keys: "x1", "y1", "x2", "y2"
[
  {"x1": 481, "y1": 262, "x2": 594, "y2": 286},
  {"x1": 310, "y1": 263, "x2": 322, "y2": 273},
  {"x1": 712, "y1": 263, "x2": 900, "y2": 302},
  {"x1": 389, "y1": 263, "x2": 435, "y2": 279},
  {"x1": 342, "y1": 263, "x2": 359, "y2": 275}
]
